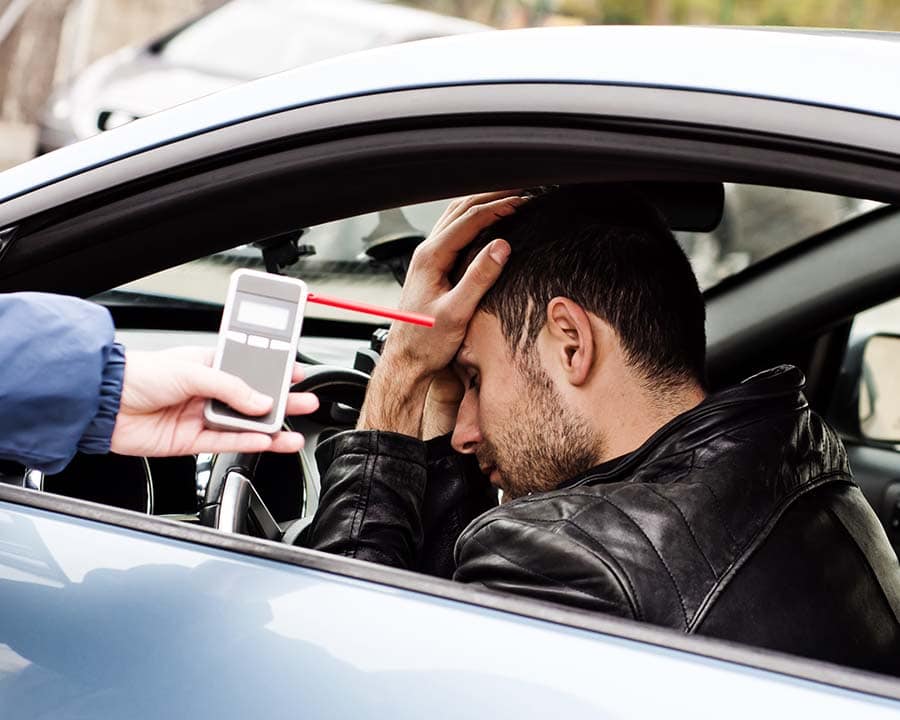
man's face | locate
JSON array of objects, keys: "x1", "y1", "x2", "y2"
[{"x1": 451, "y1": 311, "x2": 601, "y2": 501}]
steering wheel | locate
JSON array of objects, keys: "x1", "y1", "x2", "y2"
[{"x1": 200, "y1": 365, "x2": 370, "y2": 542}]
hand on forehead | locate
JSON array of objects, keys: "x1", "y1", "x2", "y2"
[{"x1": 384, "y1": 190, "x2": 527, "y2": 378}]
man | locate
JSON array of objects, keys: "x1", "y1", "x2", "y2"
[
  {"x1": 0, "y1": 292, "x2": 318, "y2": 472},
  {"x1": 303, "y1": 186, "x2": 900, "y2": 674}
]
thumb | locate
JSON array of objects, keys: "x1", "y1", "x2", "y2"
[
  {"x1": 450, "y1": 238, "x2": 510, "y2": 319},
  {"x1": 180, "y1": 364, "x2": 273, "y2": 416}
]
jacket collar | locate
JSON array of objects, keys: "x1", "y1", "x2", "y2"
[{"x1": 559, "y1": 365, "x2": 808, "y2": 489}]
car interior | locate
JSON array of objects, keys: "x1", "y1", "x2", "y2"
[
  {"x1": 1, "y1": 116, "x2": 899, "y2": 687},
  {"x1": 3, "y1": 178, "x2": 898, "y2": 548}
]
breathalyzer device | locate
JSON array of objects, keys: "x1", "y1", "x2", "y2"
[{"x1": 204, "y1": 269, "x2": 308, "y2": 433}]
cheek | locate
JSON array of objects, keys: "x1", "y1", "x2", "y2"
[{"x1": 478, "y1": 382, "x2": 519, "y2": 439}]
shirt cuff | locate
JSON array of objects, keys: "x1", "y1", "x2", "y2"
[
  {"x1": 77, "y1": 342, "x2": 126, "y2": 455},
  {"x1": 329, "y1": 429, "x2": 427, "y2": 465}
]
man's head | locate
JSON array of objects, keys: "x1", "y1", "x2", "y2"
[{"x1": 450, "y1": 184, "x2": 707, "y2": 499}]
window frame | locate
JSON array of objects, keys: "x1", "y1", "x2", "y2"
[{"x1": 2, "y1": 85, "x2": 900, "y2": 698}]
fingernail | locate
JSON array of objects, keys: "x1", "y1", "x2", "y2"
[{"x1": 489, "y1": 239, "x2": 510, "y2": 265}]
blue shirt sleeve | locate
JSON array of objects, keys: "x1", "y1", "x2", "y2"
[{"x1": 0, "y1": 293, "x2": 125, "y2": 474}]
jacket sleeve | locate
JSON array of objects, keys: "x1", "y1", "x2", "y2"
[
  {"x1": 301, "y1": 430, "x2": 428, "y2": 569},
  {"x1": 302, "y1": 428, "x2": 636, "y2": 616},
  {"x1": 417, "y1": 433, "x2": 498, "y2": 578},
  {"x1": 300, "y1": 430, "x2": 497, "y2": 575},
  {"x1": 0, "y1": 293, "x2": 125, "y2": 474},
  {"x1": 453, "y1": 514, "x2": 639, "y2": 619}
]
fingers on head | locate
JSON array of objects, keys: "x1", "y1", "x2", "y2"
[
  {"x1": 450, "y1": 238, "x2": 510, "y2": 316},
  {"x1": 429, "y1": 191, "x2": 526, "y2": 248},
  {"x1": 451, "y1": 189, "x2": 524, "y2": 217},
  {"x1": 413, "y1": 199, "x2": 523, "y2": 274},
  {"x1": 441, "y1": 196, "x2": 526, "y2": 251},
  {"x1": 458, "y1": 195, "x2": 524, "y2": 229}
]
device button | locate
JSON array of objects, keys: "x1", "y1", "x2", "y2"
[
  {"x1": 269, "y1": 339, "x2": 291, "y2": 351},
  {"x1": 226, "y1": 330, "x2": 247, "y2": 344},
  {"x1": 247, "y1": 335, "x2": 269, "y2": 349}
]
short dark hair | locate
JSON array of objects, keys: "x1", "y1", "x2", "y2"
[{"x1": 461, "y1": 184, "x2": 707, "y2": 389}]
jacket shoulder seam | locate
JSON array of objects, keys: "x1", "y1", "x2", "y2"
[
  {"x1": 643, "y1": 485, "x2": 717, "y2": 578},
  {"x1": 600, "y1": 494, "x2": 690, "y2": 628},
  {"x1": 689, "y1": 470, "x2": 851, "y2": 631},
  {"x1": 462, "y1": 518, "x2": 639, "y2": 618}
]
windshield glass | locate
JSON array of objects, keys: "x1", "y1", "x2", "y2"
[
  {"x1": 114, "y1": 185, "x2": 879, "y2": 324},
  {"x1": 158, "y1": 0, "x2": 376, "y2": 78}
]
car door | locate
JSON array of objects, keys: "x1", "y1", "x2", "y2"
[
  {"x1": 2, "y1": 74, "x2": 900, "y2": 714},
  {"x1": 5, "y1": 487, "x2": 900, "y2": 719}
]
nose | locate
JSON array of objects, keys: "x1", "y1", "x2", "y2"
[{"x1": 451, "y1": 391, "x2": 482, "y2": 455}]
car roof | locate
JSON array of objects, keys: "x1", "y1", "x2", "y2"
[{"x1": 3, "y1": 24, "x2": 900, "y2": 203}]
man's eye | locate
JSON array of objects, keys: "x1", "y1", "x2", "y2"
[{"x1": 468, "y1": 374, "x2": 480, "y2": 391}]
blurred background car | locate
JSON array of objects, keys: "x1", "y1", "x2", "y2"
[{"x1": 36, "y1": 0, "x2": 486, "y2": 153}]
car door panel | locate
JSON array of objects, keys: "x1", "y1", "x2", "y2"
[{"x1": 1, "y1": 499, "x2": 899, "y2": 718}]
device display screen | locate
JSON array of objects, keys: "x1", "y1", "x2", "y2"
[{"x1": 236, "y1": 298, "x2": 290, "y2": 331}]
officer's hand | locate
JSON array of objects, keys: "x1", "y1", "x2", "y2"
[{"x1": 110, "y1": 347, "x2": 319, "y2": 457}]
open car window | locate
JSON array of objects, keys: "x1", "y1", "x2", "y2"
[{"x1": 112, "y1": 185, "x2": 878, "y2": 331}]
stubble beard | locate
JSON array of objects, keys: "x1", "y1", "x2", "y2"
[{"x1": 477, "y1": 358, "x2": 603, "y2": 501}]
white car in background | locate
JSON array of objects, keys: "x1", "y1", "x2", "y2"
[{"x1": 37, "y1": 0, "x2": 485, "y2": 152}]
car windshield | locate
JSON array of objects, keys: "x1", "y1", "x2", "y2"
[
  {"x1": 112, "y1": 184, "x2": 879, "y2": 326},
  {"x1": 157, "y1": 0, "x2": 378, "y2": 78}
]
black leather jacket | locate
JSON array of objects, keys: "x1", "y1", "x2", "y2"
[{"x1": 303, "y1": 366, "x2": 900, "y2": 675}]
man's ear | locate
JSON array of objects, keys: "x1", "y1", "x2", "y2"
[{"x1": 544, "y1": 297, "x2": 594, "y2": 386}]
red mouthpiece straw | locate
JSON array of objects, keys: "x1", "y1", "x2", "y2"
[{"x1": 307, "y1": 292, "x2": 435, "y2": 327}]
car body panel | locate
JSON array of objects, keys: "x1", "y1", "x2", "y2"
[
  {"x1": 9, "y1": 25, "x2": 900, "y2": 203},
  {"x1": 0, "y1": 23, "x2": 899, "y2": 715},
  {"x1": 1, "y1": 499, "x2": 898, "y2": 717}
]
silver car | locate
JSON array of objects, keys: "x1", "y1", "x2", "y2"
[{"x1": 2, "y1": 24, "x2": 900, "y2": 718}]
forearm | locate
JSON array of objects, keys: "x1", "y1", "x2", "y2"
[
  {"x1": 356, "y1": 348, "x2": 432, "y2": 438},
  {"x1": 302, "y1": 346, "x2": 436, "y2": 566}
]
